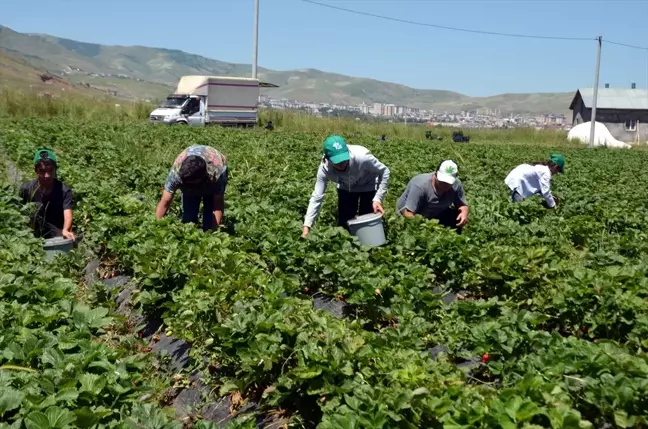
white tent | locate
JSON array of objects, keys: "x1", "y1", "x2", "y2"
[{"x1": 567, "y1": 121, "x2": 632, "y2": 149}]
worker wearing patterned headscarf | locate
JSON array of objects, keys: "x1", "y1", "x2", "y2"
[{"x1": 156, "y1": 145, "x2": 228, "y2": 231}]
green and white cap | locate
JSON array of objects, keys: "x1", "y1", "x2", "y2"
[
  {"x1": 323, "y1": 135, "x2": 350, "y2": 164},
  {"x1": 436, "y1": 160, "x2": 458, "y2": 185},
  {"x1": 33, "y1": 148, "x2": 57, "y2": 166}
]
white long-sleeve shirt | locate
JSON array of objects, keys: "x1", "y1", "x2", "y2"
[
  {"x1": 504, "y1": 164, "x2": 555, "y2": 208},
  {"x1": 304, "y1": 145, "x2": 390, "y2": 228}
]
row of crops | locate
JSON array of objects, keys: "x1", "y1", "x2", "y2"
[{"x1": 1, "y1": 117, "x2": 648, "y2": 428}]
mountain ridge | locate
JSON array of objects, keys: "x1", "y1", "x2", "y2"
[{"x1": 0, "y1": 25, "x2": 574, "y2": 114}]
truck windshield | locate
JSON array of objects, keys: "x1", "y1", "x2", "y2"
[{"x1": 161, "y1": 97, "x2": 187, "y2": 108}]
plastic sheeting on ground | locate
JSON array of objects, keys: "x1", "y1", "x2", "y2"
[{"x1": 567, "y1": 121, "x2": 632, "y2": 149}]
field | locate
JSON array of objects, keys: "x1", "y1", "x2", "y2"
[{"x1": 1, "y1": 95, "x2": 648, "y2": 428}]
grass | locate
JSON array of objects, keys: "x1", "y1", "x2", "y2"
[
  {"x1": 0, "y1": 87, "x2": 574, "y2": 146},
  {"x1": 0, "y1": 87, "x2": 151, "y2": 121}
]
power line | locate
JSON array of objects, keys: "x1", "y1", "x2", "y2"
[
  {"x1": 298, "y1": 0, "x2": 595, "y2": 41},
  {"x1": 604, "y1": 40, "x2": 648, "y2": 51}
]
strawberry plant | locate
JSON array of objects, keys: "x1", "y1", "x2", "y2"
[
  {"x1": 2, "y1": 117, "x2": 648, "y2": 427},
  {"x1": 0, "y1": 174, "x2": 177, "y2": 428}
]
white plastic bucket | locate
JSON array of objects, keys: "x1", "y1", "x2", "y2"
[
  {"x1": 347, "y1": 213, "x2": 386, "y2": 247},
  {"x1": 43, "y1": 237, "x2": 74, "y2": 261}
]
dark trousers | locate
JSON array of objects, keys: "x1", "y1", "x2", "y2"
[
  {"x1": 435, "y1": 207, "x2": 463, "y2": 235},
  {"x1": 511, "y1": 190, "x2": 524, "y2": 202},
  {"x1": 337, "y1": 189, "x2": 376, "y2": 229},
  {"x1": 182, "y1": 194, "x2": 215, "y2": 231},
  {"x1": 181, "y1": 170, "x2": 228, "y2": 231}
]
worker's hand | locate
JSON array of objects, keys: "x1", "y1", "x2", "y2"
[
  {"x1": 372, "y1": 201, "x2": 384, "y2": 215},
  {"x1": 62, "y1": 229, "x2": 76, "y2": 241},
  {"x1": 301, "y1": 226, "x2": 310, "y2": 239},
  {"x1": 456, "y1": 211, "x2": 469, "y2": 227}
]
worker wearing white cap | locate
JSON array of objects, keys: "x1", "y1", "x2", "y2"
[{"x1": 396, "y1": 160, "x2": 469, "y2": 233}]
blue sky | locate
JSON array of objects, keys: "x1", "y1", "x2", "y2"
[{"x1": 3, "y1": 0, "x2": 648, "y2": 96}]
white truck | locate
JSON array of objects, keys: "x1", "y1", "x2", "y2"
[{"x1": 148, "y1": 75, "x2": 278, "y2": 127}]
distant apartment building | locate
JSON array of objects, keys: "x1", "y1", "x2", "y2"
[
  {"x1": 383, "y1": 104, "x2": 395, "y2": 116},
  {"x1": 535, "y1": 114, "x2": 566, "y2": 126}
]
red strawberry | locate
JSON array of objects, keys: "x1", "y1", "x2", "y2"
[{"x1": 481, "y1": 353, "x2": 490, "y2": 363}]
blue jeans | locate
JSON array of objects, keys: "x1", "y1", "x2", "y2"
[{"x1": 181, "y1": 169, "x2": 228, "y2": 231}]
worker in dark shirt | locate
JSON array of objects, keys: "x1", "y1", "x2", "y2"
[{"x1": 19, "y1": 148, "x2": 75, "y2": 241}]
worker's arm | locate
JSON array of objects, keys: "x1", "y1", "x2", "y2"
[
  {"x1": 302, "y1": 165, "x2": 329, "y2": 237},
  {"x1": 538, "y1": 170, "x2": 556, "y2": 208},
  {"x1": 211, "y1": 169, "x2": 228, "y2": 227},
  {"x1": 398, "y1": 184, "x2": 424, "y2": 218},
  {"x1": 212, "y1": 193, "x2": 224, "y2": 226},
  {"x1": 61, "y1": 187, "x2": 75, "y2": 240},
  {"x1": 62, "y1": 209, "x2": 75, "y2": 240},
  {"x1": 157, "y1": 168, "x2": 181, "y2": 219},
  {"x1": 454, "y1": 183, "x2": 470, "y2": 226},
  {"x1": 156, "y1": 190, "x2": 175, "y2": 219},
  {"x1": 402, "y1": 208, "x2": 416, "y2": 217},
  {"x1": 363, "y1": 154, "x2": 390, "y2": 215},
  {"x1": 363, "y1": 154, "x2": 390, "y2": 203},
  {"x1": 456, "y1": 205, "x2": 470, "y2": 227}
]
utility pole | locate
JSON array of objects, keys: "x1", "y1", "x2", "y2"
[
  {"x1": 588, "y1": 36, "x2": 602, "y2": 148},
  {"x1": 252, "y1": 0, "x2": 259, "y2": 79}
]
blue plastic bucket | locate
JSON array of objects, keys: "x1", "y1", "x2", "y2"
[{"x1": 347, "y1": 213, "x2": 386, "y2": 247}]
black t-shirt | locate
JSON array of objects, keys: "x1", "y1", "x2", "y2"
[{"x1": 19, "y1": 179, "x2": 73, "y2": 238}]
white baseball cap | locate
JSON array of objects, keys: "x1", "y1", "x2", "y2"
[{"x1": 436, "y1": 160, "x2": 458, "y2": 185}]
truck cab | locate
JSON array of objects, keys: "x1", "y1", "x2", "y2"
[{"x1": 149, "y1": 95, "x2": 191, "y2": 125}]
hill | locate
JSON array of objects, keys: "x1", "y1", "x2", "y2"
[
  {"x1": 0, "y1": 48, "x2": 108, "y2": 98},
  {"x1": 0, "y1": 25, "x2": 573, "y2": 114}
]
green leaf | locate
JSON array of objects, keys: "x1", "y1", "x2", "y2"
[
  {"x1": 74, "y1": 407, "x2": 112, "y2": 429},
  {"x1": 72, "y1": 306, "x2": 112, "y2": 330},
  {"x1": 218, "y1": 381, "x2": 239, "y2": 396},
  {"x1": 614, "y1": 410, "x2": 635, "y2": 428},
  {"x1": 344, "y1": 394, "x2": 361, "y2": 411},
  {"x1": 25, "y1": 412, "x2": 49, "y2": 429},
  {"x1": 41, "y1": 348, "x2": 65, "y2": 368},
  {"x1": 393, "y1": 392, "x2": 411, "y2": 410},
  {"x1": 45, "y1": 406, "x2": 76, "y2": 428},
  {"x1": 55, "y1": 388, "x2": 78, "y2": 403},
  {"x1": 79, "y1": 374, "x2": 105, "y2": 396},
  {"x1": 0, "y1": 389, "x2": 24, "y2": 415},
  {"x1": 411, "y1": 387, "x2": 429, "y2": 397},
  {"x1": 292, "y1": 367, "x2": 322, "y2": 379}
]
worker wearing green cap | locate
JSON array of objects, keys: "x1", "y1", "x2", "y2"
[
  {"x1": 504, "y1": 154, "x2": 565, "y2": 209},
  {"x1": 19, "y1": 148, "x2": 76, "y2": 240},
  {"x1": 302, "y1": 135, "x2": 390, "y2": 238}
]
